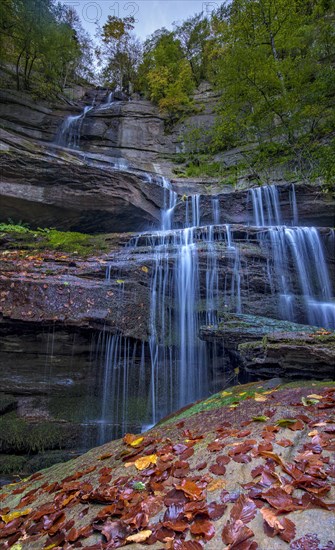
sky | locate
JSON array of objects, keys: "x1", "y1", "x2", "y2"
[{"x1": 63, "y1": 0, "x2": 223, "y2": 41}]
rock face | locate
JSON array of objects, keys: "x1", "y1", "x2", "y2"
[
  {"x1": 173, "y1": 183, "x2": 335, "y2": 228},
  {"x1": 200, "y1": 314, "x2": 335, "y2": 380},
  {"x1": 1, "y1": 381, "x2": 334, "y2": 549},
  {"x1": 0, "y1": 130, "x2": 164, "y2": 233}
]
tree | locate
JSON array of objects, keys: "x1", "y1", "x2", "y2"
[
  {"x1": 174, "y1": 13, "x2": 211, "y2": 85},
  {"x1": 98, "y1": 16, "x2": 142, "y2": 92},
  {"x1": 209, "y1": 0, "x2": 335, "y2": 150},
  {"x1": 139, "y1": 29, "x2": 196, "y2": 116}
]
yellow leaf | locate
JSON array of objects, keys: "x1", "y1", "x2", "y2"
[
  {"x1": 126, "y1": 530, "x2": 152, "y2": 543},
  {"x1": 141, "y1": 266, "x2": 149, "y2": 273},
  {"x1": 207, "y1": 478, "x2": 226, "y2": 491},
  {"x1": 254, "y1": 393, "x2": 267, "y2": 402},
  {"x1": 307, "y1": 394, "x2": 323, "y2": 399},
  {"x1": 308, "y1": 430, "x2": 318, "y2": 437},
  {"x1": 130, "y1": 436, "x2": 144, "y2": 447},
  {"x1": 134, "y1": 454, "x2": 158, "y2": 471},
  {"x1": 239, "y1": 392, "x2": 247, "y2": 396},
  {"x1": 10, "y1": 545, "x2": 22, "y2": 550},
  {"x1": 1, "y1": 508, "x2": 32, "y2": 524},
  {"x1": 221, "y1": 391, "x2": 232, "y2": 397},
  {"x1": 44, "y1": 545, "x2": 57, "y2": 550}
]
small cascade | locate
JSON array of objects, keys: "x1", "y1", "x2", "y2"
[
  {"x1": 55, "y1": 105, "x2": 92, "y2": 149},
  {"x1": 250, "y1": 184, "x2": 335, "y2": 329},
  {"x1": 249, "y1": 185, "x2": 281, "y2": 226},
  {"x1": 161, "y1": 177, "x2": 177, "y2": 231},
  {"x1": 93, "y1": 332, "x2": 148, "y2": 444}
]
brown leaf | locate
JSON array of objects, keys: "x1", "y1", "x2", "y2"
[
  {"x1": 209, "y1": 463, "x2": 226, "y2": 475},
  {"x1": 231, "y1": 494, "x2": 257, "y2": 524},
  {"x1": 222, "y1": 519, "x2": 254, "y2": 547},
  {"x1": 174, "y1": 479, "x2": 204, "y2": 501},
  {"x1": 190, "y1": 519, "x2": 215, "y2": 540}
]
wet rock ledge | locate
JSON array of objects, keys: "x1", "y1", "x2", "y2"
[{"x1": 200, "y1": 314, "x2": 335, "y2": 380}]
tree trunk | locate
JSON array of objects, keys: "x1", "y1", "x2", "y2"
[{"x1": 16, "y1": 48, "x2": 25, "y2": 91}]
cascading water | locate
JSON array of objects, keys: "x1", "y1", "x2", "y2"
[
  {"x1": 55, "y1": 105, "x2": 92, "y2": 149},
  {"x1": 250, "y1": 184, "x2": 335, "y2": 329}
]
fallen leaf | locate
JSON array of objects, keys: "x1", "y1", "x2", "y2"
[
  {"x1": 126, "y1": 530, "x2": 152, "y2": 542},
  {"x1": 134, "y1": 454, "x2": 158, "y2": 470},
  {"x1": 1, "y1": 509, "x2": 32, "y2": 524}
]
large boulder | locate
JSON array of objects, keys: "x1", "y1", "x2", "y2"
[{"x1": 0, "y1": 380, "x2": 334, "y2": 549}]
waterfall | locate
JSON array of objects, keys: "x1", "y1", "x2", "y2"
[
  {"x1": 55, "y1": 105, "x2": 92, "y2": 149},
  {"x1": 250, "y1": 185, "x2": 335, "y2": 329},
  {"x1": 249, "y1": 185, "x2": 282, "y2": 226}
]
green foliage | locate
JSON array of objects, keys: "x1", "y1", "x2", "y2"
[
  {"x1": 208, "y1": 0, "x2": 335, "y2": 154},
  {"x1": 139, "y1": 29, "x2": 197, "y2": 117},
  {"x1": 0, "y1": 222, "x2": 30, "y2": 233},
  {"x1": 98, "y1": 16, "x2": 141, "y2": 93},
  {"x1": 0, "y1": 0, "x2": 93, "y2": 96}
]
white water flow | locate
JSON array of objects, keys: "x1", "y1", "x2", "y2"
[
  {"x1": 250, "y1": 185, "x2": 335, "y2": 328},
  {"x1": 55, "y1": 105, "x2": 93, "y2": 149},
  {"x1": 98, "y1": 185, "x2": 244, "y2": 438}
]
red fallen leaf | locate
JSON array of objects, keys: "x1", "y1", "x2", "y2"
[
  {"x1": 300, "y1": 492, "x2": 335, "y2": 511},
  {"x1": 95, "y1": 519, "x2": 129, "y2": 542},
  {"x1": 88, "y1": 486, "x2": 118, "y2": 503},
  {"x1": 232, "y1": 454, "x2": 252, "y2": 464},
  {"x1": 173, "y1": 443, "x2": 189, "y2": 454},
  {"x1": 207, "y1": 441, "x2": 223, "y2": 452},
  {"x1": 44, "y1": 529, "x2": 66, "y2": 548},
  {"x1": 231, "y1": 494, "x2": 257, "y2": 524},
  {"x1": 277, "y1": 438, "x2": 293, "y2": 447},
  {"x1": 98, "y1": 452, "x2": 113, "y2": 460},
  {"x1": 94, "y1": 504, "x2": 117, "y2": 520},
  {"x1": 217, "y1": 455, "x2": 230, "y2": 466},
  {"x1": 31, "y1": 503, "x2": 58, "y2": 521},
  {"x1": 174, "y1": 479, "x2": 204, "y2": 501},
  {"x1": 251, "y1": 465, "x2": 263, "y2": 478},
  {"x1": 183, "y1": 430, "x2": 204, "y2": 442},
  {"x1": 260, "y1": 507, "x2": 296, "y2": 542},
  {"x1": 209, "y1": 464, "x2": 226, "y2": 475},
  {"x1": 163, "y1": 520, "x2": 189, "y2": 532},
  {"x1": 99, "y1": 475, "x2": 112, "y2": 484},
  {"x1": 45, "y1": 481, "x2": 61, "y2": 493},
  {"x1": 237, "y1": 430, "x2": 252, "y2": 438},
  {"x1": 207, "y1": 501, "x2": 227, "y2": 520},
  {"x1": 288, "y1": 419, "x2": 305, "y2": 431},
  {"x1": 29, "y1": 472, "x2": 44, "y2": 482},
  {"x1": 228, "y1": 441, "x2": 256, "y2": 457},
  {"x1": 0, "y1": 517, "x2": 25, "y2": 537},
  {"x1": 196, "y1": 461, "x2": 207, "y2": 471},
  {"x1": 290, "y1": 533, "x2": 329, "y2": 549},
  {"x1": 176, "y1": 421, "x2": 185, "y2": 429},
  {"x1": 190, "y1": 519, "x2": 215, "y2": 540},
  {"x1": 142, "y1": 495, "x2": 164, "y2": 517},
  {"x1": 173, "y1": 541, "x2": 203, "y2": 549},
  {"x1": 184, "y1": 500, "x2": 208, "y2": 518},
  {"x1": 261, "y1": 488, "x2": 299, "y2": 512},
  {"x1": 222, "y1": 519, "x2": 255, "y2": 548},
  {"x1": 180, "y1": 447, "x2": 195, "y2": 460},
  {"x1": 67, "y1": 524, "x2": 93, "y2": 542},
  {"x1": 164, "y1": 489, "x2": 189, "y2": 507}
]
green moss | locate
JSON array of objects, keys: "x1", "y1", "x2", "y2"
[
  {"x1": 0, "y1": 412, "x2": 62, "y2": 453},
  {"x1": 0, "y1": 225, "x2": 109, "y2": 257},
  {"x1": 0, "y1": 454, "x2": 26, "y2": 475}
]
